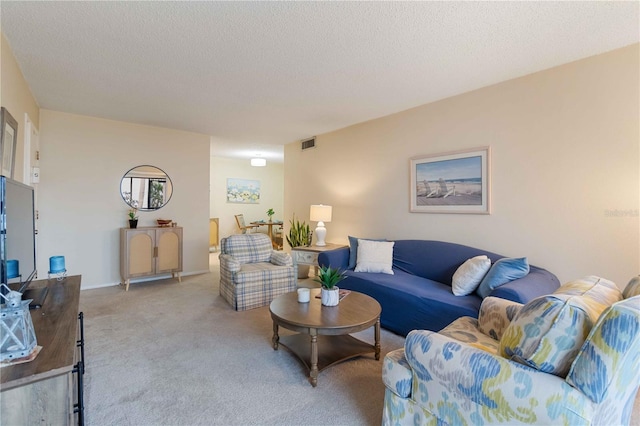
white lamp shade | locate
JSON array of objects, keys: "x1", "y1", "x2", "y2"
[
  {"x1": 309, "y1": 205, "x2": 332, "y2": 223},
  {"x1": 250, "y1": 158, "x2": 266, "y2": 167},
  {"x1": 310, "y1": 204, "x2": 332, "y2": 246}
]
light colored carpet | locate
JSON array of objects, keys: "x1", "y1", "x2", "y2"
[
  {"x1": 79, "y1": 254, "x2": 640, "y2": 425},
  {"x1": 79, "y1": 255, "x2": 405, "y2": 425}
]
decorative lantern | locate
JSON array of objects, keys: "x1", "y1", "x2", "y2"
[{"x1": 0, "y1": 284, "x2": 37, "y2": 362}]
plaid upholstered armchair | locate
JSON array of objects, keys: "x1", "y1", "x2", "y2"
[{"x1": 219, "y1": 233, "x2": 296, "y2": 311}]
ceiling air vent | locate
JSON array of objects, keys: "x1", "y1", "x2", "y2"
[{"x1": 301, "y1": 138, "x2": 315, "y2": 150}]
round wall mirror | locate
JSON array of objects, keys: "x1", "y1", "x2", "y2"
[{"x1": 120, "y1": 165, "x2": 173, "y2": 211}]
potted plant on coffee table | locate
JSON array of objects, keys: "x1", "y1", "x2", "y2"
[
  {"x1": 315, "y1": 266, "x2": 346, "y2": 306},
  {"x1": 286, "y1": 214, "x2": 313, "y2": 278}
]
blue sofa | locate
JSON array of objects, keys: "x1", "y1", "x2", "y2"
[{"x1": 318, "y1": 240, "x2": 560, "y2": 336}]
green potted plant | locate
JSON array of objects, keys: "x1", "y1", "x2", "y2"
[
  {"x1": 286, "y1": 214, "x2": 312, "y2": 248},
  {"x1": 266, "y1": 208, "x2": 275, "y2": 222},
  {"x1": 315, "y1": 266, "x2": 346, "y2": 306},
  {"x1": 286, "y1": 214, "x2": 313, "y2": 278},
  {"x1": 128, "y1": 208, "x2": 138, "y2": 229}
]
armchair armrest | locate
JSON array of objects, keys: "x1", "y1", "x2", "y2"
[
  {"x1": 403, "y1": 330, "x2": 590, "y2": 425},
  {"x1": 318, "y1": 247, "x2": 350, "y2": 270},
  {"x1": 477, "y1": 297, "x2": 523, "y2": 341},
  {"x1": 219, "y1": 254, "x2": 241, "y2": 273},
  {"x1": 270, "y1": 251, "x2": 293, "y2": 266}
]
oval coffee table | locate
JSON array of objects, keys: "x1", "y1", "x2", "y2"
[{"x1": 269, "y1": 288, "x2": 381, "y2": 387}]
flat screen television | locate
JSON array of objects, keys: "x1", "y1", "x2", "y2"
[{"x1": 0, "y1": 176, "x2": 45, "y2": 308}]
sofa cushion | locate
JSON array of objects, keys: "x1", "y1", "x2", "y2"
[
  {"x1": 347, "y1": 235, "x2": 386, "y2": 269},
  {"x1": 477, "y1": 257, "x2": 530, "y2": 298},
  {"x1": 354, "y1": 239, "x2": 394, "y2": 274},
  {"x1": 452, "y1": 255, "x2": 491, "y2": 296},
  {"x1": 566, "y1": 296, "x2": 640, "y2": 403},
  {"x1": 439, "y1": 316, "x2": 500, "y2": 354},
  {"x1": 500, "y1": 276, "x2": 622, "y2": 377},
  {"x1": 340, "y1": 269, "x2": 482, "y2": 335}
]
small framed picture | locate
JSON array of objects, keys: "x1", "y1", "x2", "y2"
[
  {"x1": 1, "y1": 107, "x2": 18, "y2": 178},
  {"x1": 226, "y1": 178, "x2": 261, "y2": 204},
  {"x1": 410, "y1": 146, "x2": 491, "y2": 214}
]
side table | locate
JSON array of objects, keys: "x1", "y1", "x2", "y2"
[{"x1": 291, "y1": 243, "x2": 347, "y2": 278}]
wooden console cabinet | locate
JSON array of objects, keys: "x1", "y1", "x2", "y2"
[
  {"x1": 120, "y1": 226, "x2": 183, "y2": 291},
  {"x1": 1, "y1": 275, "x2": 85, "y2": 425}
]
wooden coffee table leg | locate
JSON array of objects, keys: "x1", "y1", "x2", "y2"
[
  {"x1": 272, "y1": 322, "x2": 279, "y2": 350},
  {"x1": 310, "y1": 332, "x2": 318, "y2": 387},
  {"x1": 375, "y1": 317, "x2": 381, "y2": 360}
]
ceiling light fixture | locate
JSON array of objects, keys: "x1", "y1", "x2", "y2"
[{"x1": 250, "y1": 158, "x2": 266, "y2": 167}]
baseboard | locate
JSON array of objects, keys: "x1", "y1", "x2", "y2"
[{"x1": 80, "y1": 270, "x2": 212, "y2": 290}]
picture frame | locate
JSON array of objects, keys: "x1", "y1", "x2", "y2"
[
  {"x1": 410, "y1": 146, "x2": 491, "y2": 214},
  {"x1": 226, "y1": 178, "x2": 261, "y2": 204},
  {"x1": 1, "y1": 107, "x2": 18, "y2": 178}
]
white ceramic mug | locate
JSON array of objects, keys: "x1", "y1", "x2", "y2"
[{"x1": 297, "y1": 288, "x2": 310, "y2": 303}]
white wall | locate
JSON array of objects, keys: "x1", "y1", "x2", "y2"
[
  {"x1": 1, "y1": 33, "x2": 40, "y2": 183},
  {"x1": 285, "y1": 44, "x2": 640, "y2": 287},
  {"x1": 38, "y1": 110, "x2": 211, "y2": 289},
  {"x1": 210, "y1": 155, "x2": 284, "y2": 240}
]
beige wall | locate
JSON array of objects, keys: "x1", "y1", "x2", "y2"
[
  {"x1": 39, "y1": 110, "x2": 211, "y2": 289},
  {"x1": 210, "y1": 156, "x2": 284, "y2": 239},
  {"x1": 1, "y1": 33, "x2": 40, "y2": 183},
  {"x1": 285, "y1": 44, "x2": 640, "y2": 287}
]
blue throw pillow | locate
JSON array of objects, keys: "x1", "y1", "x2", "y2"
[
  {"x1": 476, "y1": 257, "x2": 530, "y2": 298},
  {"x1": 348, "y1": 236, "x2": 386, "y2": 269}
]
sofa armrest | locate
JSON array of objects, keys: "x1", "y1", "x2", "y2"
[
  {"x1": 318, "y1": 247, "x2": 350, "y2": 270},
  {"x1": 403, "y1": 330, "x2": 591, "y2": 425},
  {"x1": 219, "y1": 254, "x2": 241, "y2": 273},
  {"x1": 477, "y1": 297, "x2": 523, "y2": 340},
  {"x1": 489, "y1": 266, "x2": 560, "y2": 303},
  {"x1": 270, "y1": 251, "x2": 293, "y2": 266}
]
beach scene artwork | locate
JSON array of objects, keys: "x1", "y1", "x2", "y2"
[
  {"x1": 226, "y1": 178, "x2": 260, "y2": 204},
  {"x1": 416, "y1": 156, "x2": 482, "y2": 205},
  {"x1": 410, "y1": 147, "x2": 490, "y2": 214}
]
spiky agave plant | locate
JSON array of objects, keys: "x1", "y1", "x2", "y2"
[
  {"x1": 315, "y1": 266, "x2": 346, "y2": 290},
  {"x1": 286, "y1": 214, "x2": 311, "y2": 247}
]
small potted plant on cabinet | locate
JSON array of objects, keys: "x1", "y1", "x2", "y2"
[
  {"x1": 267, "y1": 208, "x2": 275, "y2": 222},
  {"x1": 315, "y1": 266, "x2": 346, "y2": 306},
  {"x1": 128, "y1": 208, "x2": 138, "y2": 229},
  {"x1": 286, "y1": 214, "x2": 313, "y2": 279}
]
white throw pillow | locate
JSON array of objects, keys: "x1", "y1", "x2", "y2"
[
  {"x1": 354, "y1": 239, "x2": 395, "y2": 274},
  {"x1": 452, "y1": 255, "x2": 491, "y2": 296}
]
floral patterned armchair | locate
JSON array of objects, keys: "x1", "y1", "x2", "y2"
[{"x1": 382, "y1": 276, "x2": 640, "y2": 425}]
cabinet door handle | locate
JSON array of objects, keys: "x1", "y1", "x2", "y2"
[{"x1": 154, "y1": 247, "x2": 158, "y2": 258}]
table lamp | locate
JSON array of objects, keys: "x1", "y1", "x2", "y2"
[{"x1": 310, "y1": 204, "x2": 332, "y2": 247}]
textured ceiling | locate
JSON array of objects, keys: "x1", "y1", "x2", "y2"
[{"x1": 1, "y1": 1, "x2": 638, "y2": 162}]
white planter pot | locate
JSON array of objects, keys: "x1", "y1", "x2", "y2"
[{"x1": 321, "y1": 287, "x2": 339, "y2": 306}]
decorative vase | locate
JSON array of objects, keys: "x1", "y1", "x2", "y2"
[
  {"x1": 129, "y1": 219, "x2": 138, "y2": 229},
  {"x1": 321, "y1": 287, "x2": 340, "y2": 306}
]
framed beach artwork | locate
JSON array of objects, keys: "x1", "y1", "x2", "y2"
[
  {"x1": 226, "y1": 178, "x2": 261, "y2": 204},
  {"x1": 410, "y1": 146, "x2": 491, "y2": 214}
]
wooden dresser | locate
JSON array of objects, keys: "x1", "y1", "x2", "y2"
[{"x1": 1, "y1": 275, "x2": 85, "y2": 425}]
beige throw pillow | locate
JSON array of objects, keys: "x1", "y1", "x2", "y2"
[{"x1": 354, "y1": 239, "x2": 395, "y2": 274}]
